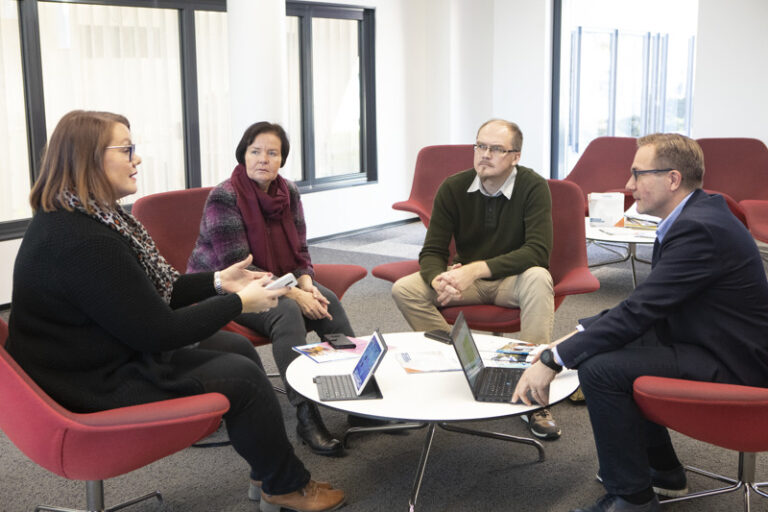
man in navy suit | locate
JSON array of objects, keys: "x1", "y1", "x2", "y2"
[{"x1": 513, "y1": 133, "x2": 768, "y2": 512}]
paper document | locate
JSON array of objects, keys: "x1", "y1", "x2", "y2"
[{"x1": 395, "y1": 350, "x2": 461, "y2": 373}]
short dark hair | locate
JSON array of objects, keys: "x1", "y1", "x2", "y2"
[
  {"x1": 30, "y1": 110, "x2": 130, "y2": 213},
  {"x1": 637, "y1": 133, "x2": 704, "y2": 190},
  {"x1": 235, "y1": 121, "x2": 290, "y2": 167}
]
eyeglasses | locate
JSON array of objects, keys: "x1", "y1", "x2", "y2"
[
  {"x1": 630, "y1": 168, "x2": 674, "y2": 180},
  {"x1": 473, "y1": 143, "x2": 520, "y2": 156},
  {"x1": 106, "y1": 144, "x2": 136, "y2": 162}
]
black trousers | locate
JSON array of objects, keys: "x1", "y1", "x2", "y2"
[
  {"x1": 578, "y1": 331, "x2": 740, "y2": 496},
  {"x1": 235, "y1": 281, "x2": 354, "y2": 406},
  {"x1": 171, "y1": 331, "x2": 310, "y2": 495}
]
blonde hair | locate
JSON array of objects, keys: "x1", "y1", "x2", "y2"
[
  {"x1": 30, "y1": 110, "x2": 130, "y2": 213},
  {"x1": 637, "y1": 133, "x2": 704, "y2": 190}
]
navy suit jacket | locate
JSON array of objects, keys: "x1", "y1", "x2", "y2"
[{"x1": 558, "y1": 189, "x2": 768, "y2": 387}]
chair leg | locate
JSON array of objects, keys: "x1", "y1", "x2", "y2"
[
  {"x1": 659, "y1": 452, "x2": 768, "y2": 510},
  {"x1": 35, "y1": 480, "x2": 162, "y2": 512}
]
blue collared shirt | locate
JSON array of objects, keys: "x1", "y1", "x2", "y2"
[{"x1": 654, "y1": 191, "x2": 694, "y2": 243}]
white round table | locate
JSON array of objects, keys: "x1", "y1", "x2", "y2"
[
  {"x1": 287, "y1": 332, "x2": 580, "y2": 510},
  {"x1": 584, "y1": 218, "x2": 657, "y2": 287}
]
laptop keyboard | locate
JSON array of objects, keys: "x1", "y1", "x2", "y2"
[
  {"x1": 478, "y1": 369, "x2": 521, "y2": 401},
  {"x1": 315, "y1": 374, "x2": 357, "y2": 401}
]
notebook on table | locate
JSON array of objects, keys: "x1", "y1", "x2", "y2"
[
  {"x1": 449, "y1": 312, "x2": 525, "y2": 403},
  {"x1": 313, "y1": 330, "x2": 387, "y2": 401}
]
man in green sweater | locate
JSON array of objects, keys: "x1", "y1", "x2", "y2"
[{"x1": 392, "y1": 119, "x2": 558, "y2": 439}]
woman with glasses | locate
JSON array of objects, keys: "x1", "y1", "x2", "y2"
[
  {"x1": 188, "y1": 121, "x2": 356, "y2": 457},
  {"x1": 5, "y1": 110, "x2": 345, "y2": 512}
]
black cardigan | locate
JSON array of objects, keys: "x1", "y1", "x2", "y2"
[{"x1": 7, "y1": 209, "x2": 242, "y2": 412}]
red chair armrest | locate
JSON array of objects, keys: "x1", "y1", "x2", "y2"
[
  {"x1": 314, "y1": 264, "x2": 367, "y2": 299},
  {"x1": 553, "y1": 267, "x2": 600, "y2": 298},
  {"x1": 740, "y1": 199, "x2": 768, "y2": 242},
  {"x1": 393, "y1": 200, "x2": 431, "y2": 227}
]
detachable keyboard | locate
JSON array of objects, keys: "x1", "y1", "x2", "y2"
[{"x1": 315, "y1": 374, "x2": 358, "y2": 401}]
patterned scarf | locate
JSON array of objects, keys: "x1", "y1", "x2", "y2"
[{"x1": 63, "y1": 191, "x2": 179, "y2": 303}]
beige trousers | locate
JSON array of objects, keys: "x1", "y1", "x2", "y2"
[
  {"x1": 756, "y1": 239, "x2": 768, "y2": 276},
  {"x1": 391, "y1": 266, "x2": 554, "y2": 345}
]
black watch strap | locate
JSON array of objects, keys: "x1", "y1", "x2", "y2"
[{"x1": 540, "y1": 348, "x2": 563, "y2": 373}]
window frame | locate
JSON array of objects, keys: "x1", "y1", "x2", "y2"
[
  {"x1": 1, "y1": 0, "x2": 224, "y2": 241},
  {"x1": 286, "y1": 1, "x2": 377, "y2": 193}
]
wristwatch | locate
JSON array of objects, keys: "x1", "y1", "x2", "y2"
[{"x1": 539, "y1": 348, "x2": 563, "y2": 373}]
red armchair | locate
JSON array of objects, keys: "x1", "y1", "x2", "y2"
[
  {"x1": 564, "y1": 136, "x2": 638, "y2": 215},
  {"x1": 0, "y1": 318, "x2": 229, "y2": 512},
  {"x1": 633, "y1": 375, "x2": 768, "y2": 508},
  {"x1": 373, "y1": 179, "x2": 600, "y2": 334},
  {"x1": 132, "y1": 188, "x2": 367, "y2": 347},
  {"x1": 393, "y1": 144, "x2": 475, "y2": 227}
]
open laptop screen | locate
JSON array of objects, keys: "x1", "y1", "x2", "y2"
[
  {"x1": 351, "y1": 331, "x2": 386, "y2": 393},
  {"x1": 450, "y1": 312, "x2": 483, "y2": 388}
]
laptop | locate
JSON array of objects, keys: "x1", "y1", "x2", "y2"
[
  {"x1": 313, "y1": 330, "x2": 387, "y2": 401},
  {"x1": 449, "y1": 312, "x2": 525, "y2": 403}
]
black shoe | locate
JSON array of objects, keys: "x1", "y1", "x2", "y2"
[
  {"x1": 596, "y1": 466, "x2": 688, "y2": 498},
  {"x1": 296, "y1": 402, "x2": 343, "y2": 457},
  {"x1": 649, "y1": 466, "x2": 688, "y2": 497},
  {"x1": 571, "y1": 494, "x2": 660, "y2": 512}
]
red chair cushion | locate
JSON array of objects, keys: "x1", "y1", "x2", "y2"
[{"x1": 634, "y1": 376, "x2": 768, "y2": 453}]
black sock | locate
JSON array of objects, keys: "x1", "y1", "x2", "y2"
[
  {"x1": 647, "y1": 442, "x2": 681, "y2": 471},
  {"x1": 621, "y1": 487, "x2": 655, "y2": 505}
]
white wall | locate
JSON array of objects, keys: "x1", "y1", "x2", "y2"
[
  {"x1": 13, "y1": 0, "x2": 767, "y2": 304},
  {"x1": 691, "y1": 0, "x2": 768, "y2": 142}
]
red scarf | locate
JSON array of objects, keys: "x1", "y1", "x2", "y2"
[{"x1": 231, "y1": 165, "x2": 309, "y2": 274}]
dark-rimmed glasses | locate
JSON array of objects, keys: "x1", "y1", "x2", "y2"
[
  {"x1": 473, "y1": 143, "x2": 520, "y2": 156},
  {"x1": 106, "y1": 144, "x2": 136, "y2": 162},
  {"x1": 630, "y1": 168, "x2": 674, "y2": 180}
]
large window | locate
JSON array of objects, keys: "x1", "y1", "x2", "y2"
[
  {"x1": 0, "y1": 0, "x2": 226, "y2": 240},
  {"x1": 285, "y1": 3, "x2": 377, "y2": 190},
  {"x1": 0, "y1": 0, "x2": 31, "y2": 223},
  {"x1": 552, "y1": 0, "x2": 698, "y2": 178},
  {"x1": 38, "y1": 2, "x2": 186, "y2": 196}
]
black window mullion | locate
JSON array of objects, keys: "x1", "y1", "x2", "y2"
[
  {"x1": 179, "y1": 7, "x2": 202, "y2": 189},
  {"x1": 18, "y1": 0, "x2": 47, "y2": 182},
  {"x1": 360, "y1": 10, "x2": 376, "y2": 181},
  {"x1": 299, "y1": 8, "x2": 316, "y2": 187}
]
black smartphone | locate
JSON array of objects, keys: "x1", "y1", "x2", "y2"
[
  {"x1": 423, "y1": 329, "x2": 452, "y2": 344},
  {"x1": 323, "y1": 333, "x2": 356, "y2": 349}
]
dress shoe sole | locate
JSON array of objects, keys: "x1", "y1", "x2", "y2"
[
  {"x1": 299, "y1": 437, "x2": 345, "y2": 457},
  {"x1": 594, "y1": 473, "x2": 689, "y2": 498},
  {"x1": 259, "y1": 498, "x2": 346, "y2": 512}
]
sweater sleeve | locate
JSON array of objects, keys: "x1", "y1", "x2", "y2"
[
  {"x1": 187, "y1": 182, "x2": 255, "y2": 272},
  {"x1": 418, "y1": 180, "x2": 456, "y2": 287},
  {"x1": 62, "y1": 233, "x2": 243, "y2": 353}
]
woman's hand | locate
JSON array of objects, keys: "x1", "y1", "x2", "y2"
[
  {"x1": 237, "y1": 275, "x2": 287, "y2": 314},
  {"x1": 289, "y1": 287, "x2": 332, "y2": 320},
  {"x1": 220, "y1": 255, "x2": 270, "y2": 293}
]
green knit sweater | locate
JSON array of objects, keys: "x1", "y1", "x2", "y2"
[{"x1": 419, "y1": 166, "x2": 553, "y2": 286}]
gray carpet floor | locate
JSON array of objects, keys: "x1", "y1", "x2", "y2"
[{"x1": 1, "y1": 222, "x2": 766, "y2": 511}]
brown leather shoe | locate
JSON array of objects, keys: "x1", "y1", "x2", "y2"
[
  {"x1": 249, "y1": 479, "x2": 333, "y2": 502},
  {"x1": 259, "y1": 480, "x2": 345, "y2": 512}
]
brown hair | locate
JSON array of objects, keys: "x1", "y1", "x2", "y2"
[
  {"x1": 637, "y1": 133, "x2": 704, "y2": 190},
  {"x1": 477, "y1": 118, "x2": 524, "y2": 152},
  {"x1": 30, "y1": 110, "x2": 130, "y2": 213},
  {"x1": 235, "y1": 121, "x2": 290, "y2": 167}
]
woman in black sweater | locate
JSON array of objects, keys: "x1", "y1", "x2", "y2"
[{"x1": 6, "y1": 110, "x2": 344, "y2": 512}]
